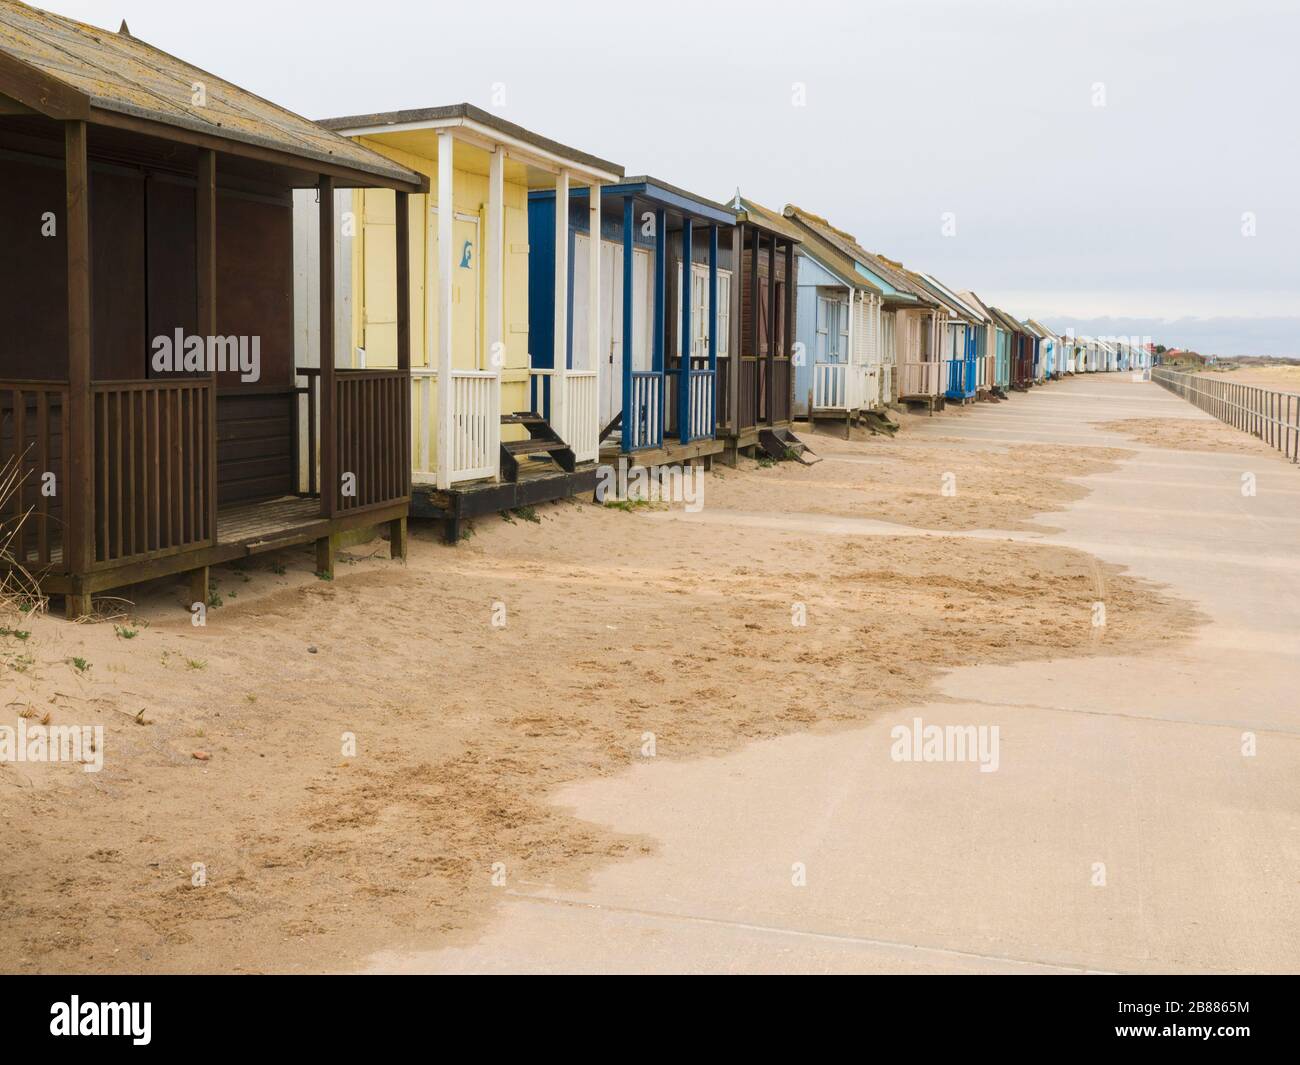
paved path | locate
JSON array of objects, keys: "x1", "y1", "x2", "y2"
[{"x1": 366, "y1": 375, "x2": 1300, "y2": 974}]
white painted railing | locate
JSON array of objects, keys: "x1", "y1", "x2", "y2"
[
  {"x1": 411, "y1": 368, "x2": 501, "y2": 485},
  {"x1": 864, "y1": 366, "x2": 881, "y2": 410},
  {"x1": 558, "y1": 371, "x2": 599, "y2": 463},
  {"x1": 813, "y1": 362, "x2": 847, "y2": 410},
  {"x1": 900, "y1": 360, "x2": 942, "y2": 397}
]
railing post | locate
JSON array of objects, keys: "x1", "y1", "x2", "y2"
[
  {"x1": 64, "y1": 120, "x2": 94, "y2": 589},
  {"x1": 318, "y1": 175, "x2": 337, "y2": 517},
  {"x1": 396, "y1": 190, "x2": 412, "y2": 496},
  {"x1": 436, "y1": 132, "x2": 456, "y2": 490},
  {"x1": 707, "y1": 224, "x2": 718, "y2": 439},
  {"x1": 621, "y1": 196, "x2": 634, "y2": 455},
  {"x1": 552, "y1": 169, "x2": 570, "y2": 450},
  {"x1": 679, "y1": 217, "x2": 693, "y2": 444},
  {"x1": 587, "y1": 182, "x2": 601, "y2": 452},
  {"x1": 197, "y1": 148, "x2": 218, "y2": 544}
]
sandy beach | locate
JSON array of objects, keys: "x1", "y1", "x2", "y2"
[{"x1": 0, "y1": 390, "x2": 1201, "y2": 974}]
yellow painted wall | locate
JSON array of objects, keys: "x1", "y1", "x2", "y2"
[{"x1": 346, "y1": 137, "x2": 532, "y2": 422}]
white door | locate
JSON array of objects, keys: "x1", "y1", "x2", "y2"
[{"x1": 576, "y1": 236, "x2": 654, "y2": 424}]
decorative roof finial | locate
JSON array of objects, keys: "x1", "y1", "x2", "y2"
[
  {"x1": 732, "y1": 186, "x2": 742, "y2": 209},
  {"x1": 119, "y1": 19, "x2": 131, "y2": 35}
]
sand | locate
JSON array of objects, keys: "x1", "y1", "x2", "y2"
[
  {"x1": 1196, "y1": 365, "x2": 1300, "y2": 394},
  {"x1": 1095, "y1": 417, "x2": 1285, "y2": 456},
  {"x1": 0, "y1": 418, "x2": 1200, "y2": 974},
  {"x1": 711, "y1": 415, "x2": 1134, "y2": 532}
]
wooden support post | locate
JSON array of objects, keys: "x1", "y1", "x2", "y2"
[
  {"x1": 64, "y1": 120, "x2": 94, "y2": 578},
  {"x1": 587, "y1": 182, "x2": 601, "y2": 415},
  {"x1": 784, "y1": 239, "x2": 796, "y2": 420},
  {"x1": 395, "y1": 190, "x2": 412, "y2": 497},
  {"x1": 729, "y1": 224, "x2": 742, "y2": 434},
  {"x1": 388, "y1": 516, "x2": 408, "y2": 561},
  {"x1": 318, "y1": 175, "x2": 337, "y2": 517},
  {"x1": 707, "y1": 224, "x2": 718, "y2": 440},
  {"x1": 197, "y1": 149, "x2": 218, "y2": 544},
  {"x1": 488, "y1": 148, "x2": 501, "y2": 470},
  {"x1": 767, "y1": 232, "x2": 777, "y2": 420},
  {"x1": 64, "y1": 590, "x2": 92, "y2": 621},
  {"x1": 678, "y1": 216, "x2": 693, "y2": 445},
  {"x1": 621, "y1": 195, "x2": 634, "y2": 455},
  {"x1": 552, "y1": 168, "x2": 570, "y2": 443},
  {"x1": 653, "y1": 208, "x2": 666, "y2": 446},
  {"x1": 316, "y1": 534, "x2": 337, "y2": 579},
  {"x1": 188, "y1": 566, "x2": 210, "y2": 608},
  {"x1": 436, "y1": 133, "x2": 455, "y2": 490}
]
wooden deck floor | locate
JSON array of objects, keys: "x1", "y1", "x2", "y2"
[
  {"x1": 11, "y1": 496, "x2": 328, "y2": 570},
  {"x1": 217, "y1": 495, "x2": 325, "y2": 547}
]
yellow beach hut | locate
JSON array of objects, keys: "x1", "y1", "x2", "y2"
[{"x1": 302, "y1": 104, "x2": 623, "y2": 539}]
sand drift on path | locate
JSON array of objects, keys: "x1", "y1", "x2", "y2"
[{"x1": 1, "y1": 423, "x2": 1198, "y2": 973}]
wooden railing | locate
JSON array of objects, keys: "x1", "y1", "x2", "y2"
[
  {"x1": 92, "y1": 379, "x2": 213, "y2": 566},
  {"x1": 770, "y1": 358, "x2": 792, "y2": 423},
  {"x1": 552, "y1": 371, "x2": 599, "y2": 463},
  {"x1": 686, "y1": 367, "x2": 715, "y2": 442},
  {"x1": 813, "y1": 362, "x2": 847, "y2": 410},
  {"x1": 334, "y1": 369, "x2": 410, "y2": 512},
  {"x1": 628, "y1": 371, "x2": 662, "y2": 451},
  {"x1": 409, "y1": 368, "x2": 498, "y2": 485},
  {"x1": 945, "y1": 358, "x2": 976, "y2": 400},
  {"x1": 0, "y1": 382, "x2": 69, "y2": 571},
  {"x1": 901, "y1": 361, "x2": 943, "y2": 397}
]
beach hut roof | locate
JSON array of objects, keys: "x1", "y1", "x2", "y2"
[
  {"x1": 782, "y1": 205, "x2": 936, "y2": 305},
  {"x1": 0, "y1": 0, "x2": 423, "y2": 189},
  {"x1": 319, "y1": 101, "x2": 624, "y2": 182}
]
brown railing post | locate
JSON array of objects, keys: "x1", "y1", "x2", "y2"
[
  {"x1": 197, "y1": 148, "x2": 218, "y2": 545},
  {"x1": 64, "y1": 121, "x2": 94, "y2": 610},
  {"x1": 395, "y1": 191, "x2": 412, "y2": 500},
  {"x1": 319, "y1": 176, "x2": 337, "y2": 518},
  {"x1": 729, "y1": 223, "x2": 742, "y2": 435}
]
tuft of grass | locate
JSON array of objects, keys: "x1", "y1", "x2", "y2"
[
  {"x1": 69, "y1": 657, "x2": 91, "y2": 674},
  {"x1": 0, "y1": 626, "x2": 31, "y2": 641},
  {"x1": 185, "y1": 658, "x2": 207, "y2": 671},
  {"x1": 114, "y1": 624, "x2": 139, "y2": 640},
  {"x1": 603, "y1": 498, "x2": 656, "y2": 512},
  {"x1": 314, "y1": 570, "x2": 333, "y2": 582},
  {"x1": 512, "y1": 505, "x2": 541, "y2": 524},
  {"x1": 206, "y1": 589, "x2": 223, "y2": 608}
]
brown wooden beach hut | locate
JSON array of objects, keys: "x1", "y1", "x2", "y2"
[{"x1": 0, "y1": 2, "x2": 426, "y2": 617}]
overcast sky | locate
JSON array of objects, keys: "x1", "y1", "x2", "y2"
[{"x1": 44, "y1": 0, "x2": 1300, "y2": 355}]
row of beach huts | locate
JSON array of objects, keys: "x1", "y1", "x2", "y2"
[{"x1": 0, "y1": 3, "x2": 1151, "y2": 617}]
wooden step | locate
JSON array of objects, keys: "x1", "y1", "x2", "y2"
[
  {"x1": 498, "y1": 411, "x2": 577, "y2": 482},
  {"x1": 759, "y1": 427, "x2": 821, "y2": 466},
  {"x1": 503, "y1": 438, "x2": 564, "y2": 457}
]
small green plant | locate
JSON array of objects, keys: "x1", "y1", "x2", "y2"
[
  {"x1": 315, "y1": 570, "x2": 333, "y2": 582},
  {"x1": 185, "y1": 658, "x2": 207, "y2": 671},
  {"x1": 4, "y1": 652, "x2": 35, "y2": 674},
  {"x1": 70, "y1": 657, "x2": 91, "y2": 674},
  {"x1": 0, "y1": 627, "x2": 31, "y2": 641},
  {"x1": 458, "y1": 521, "x2": 476, "y2": 541},
  {"x1": 512, "y1": 506, "x2": 541, "y2": 524},
  {"x1": 757, "y1": 456, "x2": 777, "y2": 469},
  {"x1": 499, "y1": 510, "x2": 516, "y2": 525},
  {"x1": 604, "y1": 498, "x2": 655, "y2": 512},
  {"x1": 114, "y1": 625, "x2": 139, "y2": 640}
]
